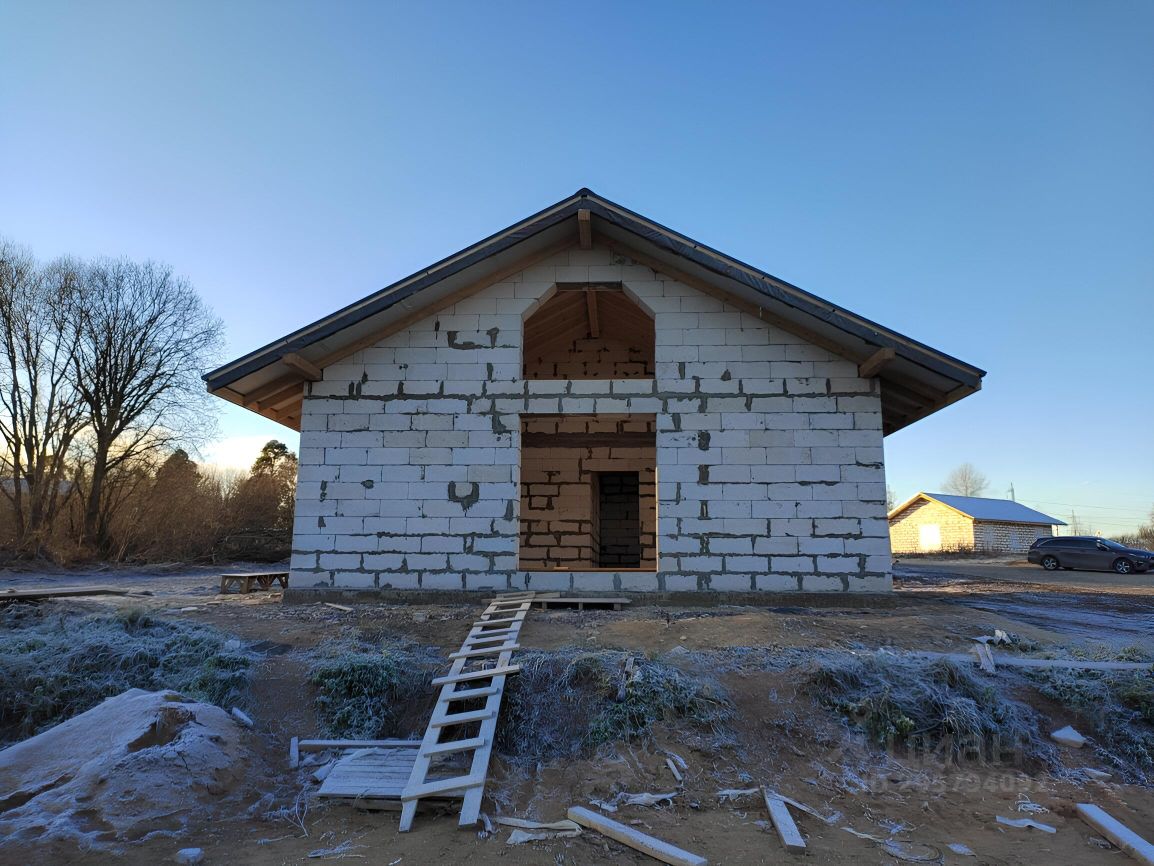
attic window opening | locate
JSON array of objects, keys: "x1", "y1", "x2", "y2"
[{"x1": 522, "y1": 283, "x2": 654, "y2": 380}]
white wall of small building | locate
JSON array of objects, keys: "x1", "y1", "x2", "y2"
[{"x1": 289, "y1": 244, "x2": 892, "y2": 593}]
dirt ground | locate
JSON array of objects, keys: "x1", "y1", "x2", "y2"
[{"x1": 2, "y1": 561, "x2": 1153, "y2": 865}]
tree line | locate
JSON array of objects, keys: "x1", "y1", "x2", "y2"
[{"x1": 0, "y1": 238, "x2": 296, "y2": 562}]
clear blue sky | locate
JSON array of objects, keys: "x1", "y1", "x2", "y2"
[{"x1": 2, "y1": 1, "x2": 1151, "y2": 533}]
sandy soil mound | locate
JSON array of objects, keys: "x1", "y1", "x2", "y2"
[{"x1": 0, "y1": 689, "x2": 253, "y2": 851}]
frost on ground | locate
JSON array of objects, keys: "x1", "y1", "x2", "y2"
[{"x1": 0, "y1": 689, "x2": 253, "y2": 851}]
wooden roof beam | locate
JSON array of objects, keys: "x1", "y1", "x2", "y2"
[
  {"x1": 858, "y1": 347, "x2": 895, "y2": 378},
  {"x1": 585, "y1": 289, "x2": 600, "y2": 338},
  {"x1": 577, "y1": 209, "x2": 592, "y2": 250},
  {"x1": 282, "y1": 352, "x2": 322, "y2": 381}
]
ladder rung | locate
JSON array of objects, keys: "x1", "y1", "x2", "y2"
[
  {"x1": 443, "y1": 685, "x2": 499, "y2": 701},
  {"x1": 470, "y1": 625, "x2": 519, "y2": 637},
  {"x1": 476, "y1": 615, "x2": 523, "y2": 626},
  {"x1": 465, "y1": 632, "x2": 517, "y2": 645},
  {"x1": 423, "y1": 735, "x2": 487, "y2": 755},
  {"x1": 430, "y1": 707, "x2": 496, "y2": 728},
  {"x1": 430, "y1": 665, "x2": 520, "y2": 686},
  {"x1": 450, "y1": 644, "x2": 518, "y2": 660},
  {"x1": 402, "y1": 774, "x2": 484, "y2": 800}
]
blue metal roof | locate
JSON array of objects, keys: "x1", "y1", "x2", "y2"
[{"x1": 924, "y1": 493, "x2": 1066, "y2": 526}]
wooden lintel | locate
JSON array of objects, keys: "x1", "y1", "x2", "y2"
[
  {"x1": 554, "y1": 281, "x2": 623, "y2": 292},
  {"x1": 857, "y1": 346, "x2": 895, "y2": 379},
  {"x1": 578, "y1": 209, "x2": 592, "y2": 250},
  {"x1": 585, "y1": 289, "x2": 600, "y2": 338},
  {"x1": 282, "y1": 352, "x2": 322, "y2": 381},
  {"x1": 521, "y1": 431, "x2": 654, "y2": 449}
]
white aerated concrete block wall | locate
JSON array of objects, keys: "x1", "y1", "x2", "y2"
[{"x1": 290, "y1": 244, "x2": 892, "y2": 592}]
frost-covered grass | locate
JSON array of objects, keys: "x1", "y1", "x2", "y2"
[
  {"x1": 498, "y1": 649, "x2": 734, "y2": 760},
  {"x1": 1026, "y1": 667, "x2": 1154, "y2": 784},
  {"x1": 306, "y1": 636, "x2": 439, "y2": 739},
  {"x1": 806, "y1": 653, "x2": 1058, "y2": 769},
  {"x1": 0, "y1": 604, "x2": 251, "y2": 744}
]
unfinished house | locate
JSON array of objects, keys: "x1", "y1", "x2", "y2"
[
  {"x1": 204, "y1": 189, "x2": 985, "y2": 594},
  {"x1": 889, "y1": 493, "x2": 1065, "y2": 554}
]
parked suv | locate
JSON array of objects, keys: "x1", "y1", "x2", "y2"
[{"x1": 1028, "y1": 536, "x2": 1154, "y2": 575}]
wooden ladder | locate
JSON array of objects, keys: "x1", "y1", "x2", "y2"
[{"x1": 398, "y1": 591, "x2": 536, "y2": 831}]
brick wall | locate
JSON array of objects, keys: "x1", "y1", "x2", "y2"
[
  {"x1": 290, "y1": 242, "x2": 892, "y2": 592},
  {"x1": 888, "y1": 498, "x2": 974, "y2": 553},
  {"x1": 973, "y1": 521, "x2": 1053, "y2": 553},
  {"x1": 524, "y1": 335, "x2": 654, "y2": 380},
  {"x1": 518, "y1": 415, "x2": 656, "y2": 570}
]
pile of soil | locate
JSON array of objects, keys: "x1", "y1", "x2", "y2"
[{"x1": 0, "y1": 689, "x2": 254, "y2": 852}]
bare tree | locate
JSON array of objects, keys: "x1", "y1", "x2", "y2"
[
  {"x1": 942, "y1": 463, "x2": 989, "y2": 497},
  {"x1": 0, "y1": 242, "x2": 86, "y2": 555},
  {"x1": 71, "y1": 258, "x2": 223, "y2": 552}
]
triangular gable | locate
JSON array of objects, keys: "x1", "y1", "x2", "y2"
[{"x1": 205, "y1": 189, "x2": 985, "y2": 432}]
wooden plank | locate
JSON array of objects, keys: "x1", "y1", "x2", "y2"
[
  {"x1": 281, "y1": 352, "x2": 322, "y2": 381},
  {"x1": 298, "y1": 739, "x2": 422, "y2": 752},
  {"x1": 762, "y1": 789, "x2": 807, "y2": 854},
  {"x1": 857, "y1": 346, "x2": 895, "y2": 378},
  {"x1": 424, "y1": 735, "x2": 488, "y2": 755},
  {"x1": 430, "y1": 707, "x2": 496, "y2": 728},
  {"x1": 586, "y1": 288, "x2": 600, "y2": 338},
  {"x1": 449, "y1": 643, "x2": 519, "y2": 660},
  {"x1": 0, "y1": 585, "x2": 129, "y2": 602},
  {"x1": 578, "y1": 208, "x2": 592, "y2": 249},
  {"x1": 430, "y1": 664, "x2": 521, "y2": 686},
  {"x1": 1076, "y1": 804, "x2": 1154, "y2": 865},
  {"x1": 444, "y1": 685, "x2": 500, "y2": 702},
  {"x1": 289, "y1": 736, "x2": 300, "y2": 768},
  {"x1": 403, "y1": 775, "x2": 484, "y2": 799},
  {"x1": 567, "y1": 806, "x2": 708, "y2": 866}
]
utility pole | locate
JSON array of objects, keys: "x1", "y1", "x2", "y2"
[{"x1": 1008, "y1": 483, "x2": 1016, "y2": 502}]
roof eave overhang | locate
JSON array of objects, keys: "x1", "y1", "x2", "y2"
[{"x1": 205, "y1": 189, "x2": 985, "y2": 434}]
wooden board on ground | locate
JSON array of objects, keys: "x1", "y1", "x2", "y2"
[
  {"x1": 1075, "y1": 803, "x2": 1154, "y2": 865},
  {"x1": 0, "y1": 585, "x2": 130, "y2": 603},
  {"x1": 319, "y1": 747, "x2": 425, "y2": 800},
  {"x1": 762, "y1": 789, "x2": 807, "y2": 854},
  {"x1": 567, "y1": 806, "x2": 707, "y2": 866}
]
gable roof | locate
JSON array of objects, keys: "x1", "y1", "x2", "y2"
[
  {"x1": 889, "y1": 492, "x2": 1066, "y2": 525},
  {"x1": 204, "y1": 188, "x2": 985, "y2": 432}
]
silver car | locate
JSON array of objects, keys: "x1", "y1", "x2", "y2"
[{"x1": 1028, "y1": 536, "x2": 1153, "y2": 575}]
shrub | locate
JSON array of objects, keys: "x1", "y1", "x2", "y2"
[
  {"x1": 306, "y1": 638, "x2": 438, "y2": 739},
  {"x1": 0, "y1": 604, "x2": 251, "y2": 744}
]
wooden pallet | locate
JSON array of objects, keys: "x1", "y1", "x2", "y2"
[{"x1": 398, "y1": 591, "x2": 536, "y2": 831}]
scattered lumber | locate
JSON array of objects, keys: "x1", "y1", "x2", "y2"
[
  {"x1": 323, "y1": 602, "x2": 353, "y2": 612},
  {"x1": 762, "y1": 788, "x2": 806, "y2": 854},
  {"x1": 1051, "y1": 725, "x2": 1086, "y2": 748},
  {"x1": 230, "y1": 708, "x2": 254, "y2": 728},
  {"x1": 665, "y1": 757, "x2": 683, "y2": 783},
  {"x1": 290, "y1": 736, "x2": 300, "y2": 768},
  {"x1": 971, "y1": 641, "x2": 996, "y2": 673},
  {"x1": 567, "y1": 806, "x2": 707, "y2": 866},
  {"x1": 1076, "y1": 804, "x2": 1154, "y2": 865}
]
